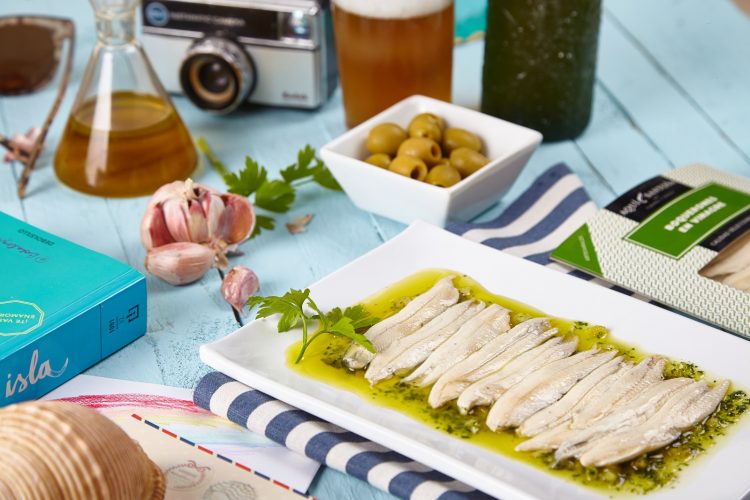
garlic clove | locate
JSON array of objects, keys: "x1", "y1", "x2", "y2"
[
  {"x1": 221, "y1": 266, "x2": 260, "y2": 315},
  {"x1": 140, "y1": 203, "x2": 175, "y2": 250},
  {"x1": 201, "y1": 191, "x2": 225, "y2": 241},
  {"x1": 187, "y1": 199, "x2": 209, "y2": 243},
  {"x1": 147, "y1": 180, "x2": 187, "y2": 209},
  {"x1": 220, "y1": 194, "x2": 255, "y2": 244},
  {"x1": 161, "y1": 197, "x2": 191, "y2": 242},
  {"x1": 144, "y1": 242, "x2": 215, "y2": 285}
]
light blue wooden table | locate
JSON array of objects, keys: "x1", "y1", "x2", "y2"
[{"x1": 2, "y1": 1, "x2": 749, "y2": 498}]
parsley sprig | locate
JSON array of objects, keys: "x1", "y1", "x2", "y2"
[
  {"x1": 196, "y1": 138, "x2": 341, "y2": 238},
  {"x1": 247, "y1": 289, "x2": 378, "y2": 363}
]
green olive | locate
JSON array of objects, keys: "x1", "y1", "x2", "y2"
[
  {"x1": 365, "y1": 153, "x2": 391, "y2": 169},
  {"x1": 408, "y1": 120, "x2": 442, "y2": 142},
  {"x1": 366, "y1": 123, "x2": 408, "y2": 155},
  {"x1": 425, "y1": 164, "x2": 462, "y2": 187},
  {"x1": 389, "y1": 156, "x2": 428, "y2": 181},
  {"x1": 432, "y1": 157, "x2": 451, "y2": 169},
  {"x1": 408, "y1": 113, "x2": 443, "y2": 141},
  {"x1": 397, "y1": 137, "x2": 442, "y2": 166},
  {"x1": 450, "y1": 147, "x2": 490, "y2": 177},
  {"x1": 443, "y1": 128, "x2": 482, "y2": 155},
  {"x1": 411, "y1": 112, "x2": 444, "y2": 130}
]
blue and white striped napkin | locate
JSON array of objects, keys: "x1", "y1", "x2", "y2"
[{"x1": 194, "y1": 163, "x2": 605, "y2": 500}]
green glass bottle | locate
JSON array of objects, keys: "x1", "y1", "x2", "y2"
[{"x1": 481, "y1": 0, "x2": 601, "y2": 141}]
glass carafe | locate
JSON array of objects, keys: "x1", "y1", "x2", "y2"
[{"x1": 55, "y1": 0, "x2": 196, "y2": 197}]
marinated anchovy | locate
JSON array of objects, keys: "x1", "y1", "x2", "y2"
[
  {"x1": 364, "y1": 301, "x2": 482, "y2": 384},
  {"x1": 428, "y1": 318, "x2": 552, "y2": 408},
  {"x1": 571, "y1": 356, "x2": 665, "y2": 428},
  {"x1": 487, "y1": 348, "x2": 614, "y2": 430},
  {"x1": 578, "y1": 380, "x2": 729, "y2": 467},
  {"x1": 515, "y1": 421, "x2": 571, "y2": 452},
  {"x1": 518, "y1": 356, "x2": 624, "y2": 437},
  {"x1": 554, "y1": 377, "x2": 694, "y2": 461},
  {"x1": 343, "y1": 276, "x2": 459, "y2": 370},
  {"x1": 456, "y1": 336, "x2": 577, "y2": 414},
  {"x1": 722, "y1": 265, "x2": 750, "y2": 292},
  {"x1": 515, "y1": 362, "x2": 638, "y2": 452},
  {"x1": 497, "y1": 350, "x2": 616, "y2": 429},
  {"x1": 403, "y1": 304, "x2": 511, "y2": 387},
  {"x1": 700, "y1": 232, "x2": 750, "y2": 290}
]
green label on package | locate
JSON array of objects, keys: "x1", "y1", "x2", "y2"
[
  {"x1": 625, "y1": 183, "x2": 750, "y2": 258},
  {"x1": 552, "y1": 223, "x2": 602, "y2": 276}
]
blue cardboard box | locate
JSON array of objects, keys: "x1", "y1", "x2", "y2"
[{"x1": 0, "y1": 211, "x2": 147, "y2": 406}]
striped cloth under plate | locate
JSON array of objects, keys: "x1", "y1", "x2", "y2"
[{"x1": 194, "y1": 163, "x2": 608, "y2": 500}]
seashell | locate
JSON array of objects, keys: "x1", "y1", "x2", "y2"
[{"x1": 0, "y1": 401, "x2": 165, "y2": 500}]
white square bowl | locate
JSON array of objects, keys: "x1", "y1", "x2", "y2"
[{"x1": 320, "y1": 95, "x2": 543, "y2": 226}]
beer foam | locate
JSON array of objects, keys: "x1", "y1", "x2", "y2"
[{"x1": 333, "y1": 0, "x2": 452, "y2": 20}]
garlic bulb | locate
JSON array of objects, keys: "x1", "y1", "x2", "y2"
[
  {"x1": 141, "y1": 179, "x2": 255, "y2": 253},
  {"x1": 140, "y1": 180, "x2": 257, "y2": 285}
]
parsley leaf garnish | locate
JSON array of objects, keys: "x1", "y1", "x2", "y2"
[
  {"x1": 280, "y1": 145, "x2": 317, "y2": 184},
  {"x1": 251, "y1": 215, "x2": 276, "y2": 238},
  {"x1": 249, "y1": 288, "x2": 309, "y2": 332},
  {"x1": 247, "y1": 289, "x2": 378, "y2": 363},
  {"x1": 197, "y1": 139, "x2": 341, "y2": 238},
  {"x1": 326, "y1": 317, "x2": 374, "y2": 352},
  {"x1": 312, "y1": 159, "x2": 342, "y2": 191},
  {"x1": 223, "y1": 157, "x2": 268, "y2": 197},
  {"x1": 326, "y1": 305, "x2": 379, "y2": 331},
  {"x1": 255, "y1": 179, "x2": 296, "y2": 213}
]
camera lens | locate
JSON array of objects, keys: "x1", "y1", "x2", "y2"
[
  {"x1": 197, "y1": 60, "x2": 232, "y2": 94},
  {"x1": 180, "y1": 37, "x2": 255, "y2": 113}
]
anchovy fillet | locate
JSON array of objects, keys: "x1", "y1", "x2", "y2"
[
  {"x1": 571, "y1": 356, "x2": 665, "y2": 428},
  {"x1": 578, "y1": 380, "x2": 728, "y2": 467},
  {"x1": 554, "y1": 377, "x2": 694, "y2": 461},
  {"x1": 364, "y1": 301, "x2": 482, "y2": 385},
  {"x1": 456, "y1": 336, "x2": 577, "y2": 414},
  {"x1": 700, "y1": 232, "x2": 750, "y2": 279},
  {"x1": 487, "y1": 348, "x2": 614, "y2": 430},
  {"x1": 722, "y1": 265, "x2": 750, "y2": 291},
  {"x1": 514, "y1": 363, "x2": 633, "y2": 452},
  {"x1": 403, "y1": 304, "x2": 510, "y2": 388},
  {"x1": 518, "y1": 356, "x2": 624, "y2": 437},
  {"x1": 515, "y1": 422, "x2": 571, "y2": 452},
  {"x1": 502, "y1": 350, "x2": 617, "y2": 429},
  {"x1": 428, "y1": 318, "x2": 552, "y2": 408},
  {"x1": 343, "y1": 276, "x2": 458, "y2": 370}
]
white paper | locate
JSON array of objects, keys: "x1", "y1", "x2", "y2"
[{"x1": 44, "y1": 374, "x2": 320, "y2": 493}]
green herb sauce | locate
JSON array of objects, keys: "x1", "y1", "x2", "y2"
[{"x1": 287, "y1": 269, "x2": 749, "y2": 494}]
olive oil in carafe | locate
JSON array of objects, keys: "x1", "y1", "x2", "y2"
[{"x1": 54, "y1": 92, "x2": 197, "y2": 197}]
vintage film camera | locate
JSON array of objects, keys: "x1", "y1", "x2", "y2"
[{"x1": 141, "y1": 0, "x2": 337, "y2": 113}]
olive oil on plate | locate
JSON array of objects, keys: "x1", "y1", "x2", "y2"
[
  {"x1": 54, "y1": 91, "x2": 196, "y2": 197},
  {"x1": 288, "y1": 269, "x2": 750, "y2": 495}
]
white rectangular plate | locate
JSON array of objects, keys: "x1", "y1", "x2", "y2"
[{"x1": 201, "y1": 221, "x2": 750, "y2": 500}]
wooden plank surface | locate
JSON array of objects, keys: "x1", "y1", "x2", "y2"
[
  {"x1": 607, "y1": 0, "x2": 750, "y2": 165},
  {"x1": 1, "y1": 1, "x2": 748, "y2": 498}
]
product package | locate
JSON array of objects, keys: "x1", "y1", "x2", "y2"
[
  {"x1": 0, "y1": 212, "x2": 147, "y2": 406},
  {"x1": 552, "y1": 164, "x2": 750, "y2": 338}
]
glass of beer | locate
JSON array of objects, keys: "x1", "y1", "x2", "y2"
[{"x1": 332, "y1": 0, "x2": 454, "y2": 128}]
